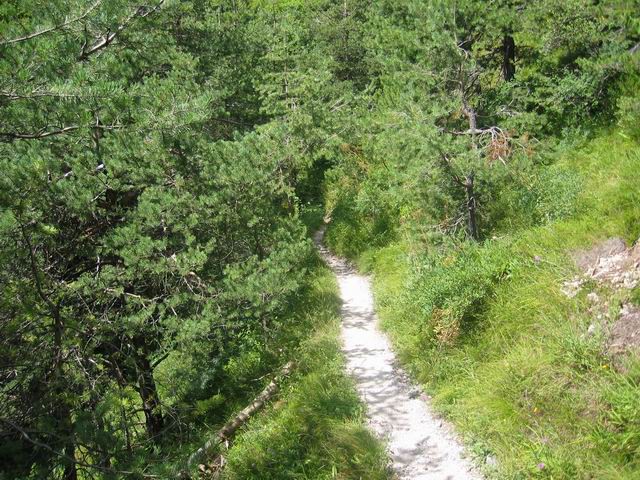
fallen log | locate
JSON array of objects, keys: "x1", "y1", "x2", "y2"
[{"x1": 185, "y1": 361, "x2": 295, "y2": 471}]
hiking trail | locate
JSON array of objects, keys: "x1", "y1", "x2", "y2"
[{"x1": 315, "y1": 226, "x2": 481, "y2": 480}]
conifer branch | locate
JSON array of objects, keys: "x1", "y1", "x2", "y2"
[
  {"x1": 0, "y1": 1, "x2": 103, "y2": 46},
  {"x1": 0, "y1": 418, "x2": 138, "y2": 476}
]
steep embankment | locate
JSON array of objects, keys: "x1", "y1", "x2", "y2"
[{"x1": 315, "y1": 226, "x2": 481, "y2": 479}]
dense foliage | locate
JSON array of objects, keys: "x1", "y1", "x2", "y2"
[
  {"x1": 326, "y1": 0, "x2": 639, "y2": 250},
  {"x1": 1, "y1": 0, "x2": 639, "y2": 479},
  {"x1": 0, "y1": 1, "x2": 365, "y2": 478}
]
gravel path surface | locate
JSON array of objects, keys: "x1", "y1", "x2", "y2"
[{"x1": 315, "y1": 227, "x2": 481, "y2": 480}]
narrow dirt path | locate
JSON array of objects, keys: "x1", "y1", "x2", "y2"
[{"x1": 315, "y1": 227, "x2": 481, "y2": 480}]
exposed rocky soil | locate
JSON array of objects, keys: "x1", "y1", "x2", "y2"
[
  {"x1": 573, "y1": 237, "x2": 640, "y2": 289},
  {"x1": 609, "y1": 303, "x2": 640, "y2": 356},
  {"x1": 564, "y1": 237, "x2": 640, "y2": 358}
]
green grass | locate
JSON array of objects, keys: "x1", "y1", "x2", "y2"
[
  {"x1": 221, "y1": 256, "x2": 389, "y2": 480},
  {"x1": 327, "y1": 132, "x2": 640, "y2": 479}
]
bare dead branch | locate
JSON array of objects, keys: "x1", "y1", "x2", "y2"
[
  {"x1": 448, "y1": 126, "x2": 504, "y2": 137},
  {"x1": 187, "y1": 361, "x2": 295, "y2": 469},
  {"x1": 79, "y1": 1, "x2": 165, "y2": 60},
  {"x1": 0, "y1": 126, "x2": 80, "y2": 140},
  {"x1": 0, "y1": 90, "x2": 149, "y2": 101},
  {"x1": 0, "y1": 124, "x2": 124, "y2": 142}
]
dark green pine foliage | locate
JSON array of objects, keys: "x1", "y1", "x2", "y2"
[
  {"x1": 0, "y1": 1, "x2": 316, "y2": 478},
  {"x1": 326, "y1": 0, "x2": 639, "y2": 249}
]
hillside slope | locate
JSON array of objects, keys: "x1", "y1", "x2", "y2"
[{"x1": 326, "y1": 132, "x2": 640, "y2": 478}]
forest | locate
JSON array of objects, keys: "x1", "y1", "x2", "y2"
[{"x1": 1, "y1": 0, "x2": 639, "y2": 479}]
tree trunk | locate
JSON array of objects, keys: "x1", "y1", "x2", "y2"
[
  {"x1": 62, "y1": 441, "x2": 78, "y2": 480},
  {"x1": 461, "y1": 94, "x2": 479, "y2": 240},
  {"x1": 54, "y1": 396, "x2": 77, "y2": 480},
  {"x1": 136, "y1": 352, "x2": 164, "y2": 444},
  {"x1": 462, "y1": 99, "x2": 478, "y2": 134},
  {"x1": 89, "y1": 392, "x2": 112, "y2": 469},
  {"x1": 502, "y1": 35, "x2": 515, "y2": 81},
  {"x1": 187, "y1": 361, "x2": 295, "y2": 469},
  {"x1": 464, "y1": 173, "x2": 478, "y2": 240}
]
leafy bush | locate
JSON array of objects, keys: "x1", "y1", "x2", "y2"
[{"x1": 492, "y1": 163, "x2": 581, "y2": 231}]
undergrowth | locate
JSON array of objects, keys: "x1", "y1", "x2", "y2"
[
  {"x1": 326, "y1": 132, "x2": 640, "y2": 479},
  {"x1": 147, "y1": 206, "x2": 388, "y2": 479},
  {"x1": 221, "y1": 251, "x2": 389, "y2": 480}
]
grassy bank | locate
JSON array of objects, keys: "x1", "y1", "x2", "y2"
[
  {"x1": 222, "y1": 255, "x2": 388, "y2": 479},
  {"x1": 325, "y1": 132, "x2": 640, "y2": 479}
]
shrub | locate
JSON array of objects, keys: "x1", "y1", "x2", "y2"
[
  {"x1": 618, "y1": 96, "x2": 640, "y2": 142},
  {"x1": 408, "y1": 240, "x2": 518, "y2": 346}
]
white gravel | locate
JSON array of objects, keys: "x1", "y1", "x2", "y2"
[{"x1": 315, "y1": 227, "x2": 482, "y2": 480}]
